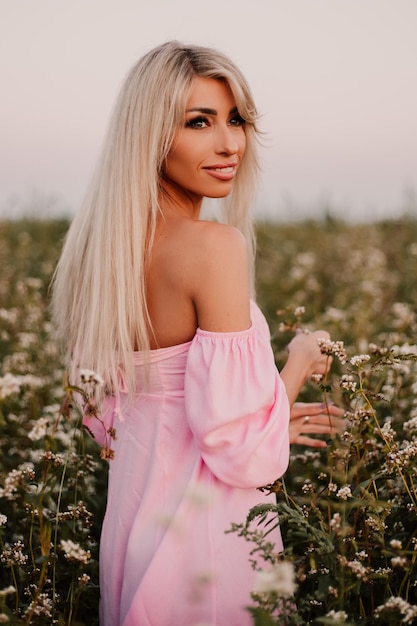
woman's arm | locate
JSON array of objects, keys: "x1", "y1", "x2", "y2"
[{"x1": 189, "y1": 222, "x2": 251, "y2": 332}]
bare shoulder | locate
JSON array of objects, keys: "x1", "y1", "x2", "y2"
[
  {"x1": 184, "y1": 220, "x2": 251, "y2": 332},
  {"x1": 184, "y1": 219, "x2": 246, "y2": 260}
]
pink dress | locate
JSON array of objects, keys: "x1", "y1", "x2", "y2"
[{"x1": 87, "y1": 301, "x2": 290, "y2": 626}]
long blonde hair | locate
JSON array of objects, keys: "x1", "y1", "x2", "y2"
[{"x1": 51, "y1": 41, "x2": 260, "y2": 395}]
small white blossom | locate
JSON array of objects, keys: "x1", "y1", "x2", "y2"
[
  {"x1": 340, "y1": 374, "x2": 357, "y2": 392},
  {"x1": 391, "y1": 343, "x2": 417, "y2": 357},
  {"x1": 24, "y1": 593, "x2": 52, "y2": 618},
  {"x1": 325, "y1": 610, "x2": 348, "y2": 622},
  {"x1": 317, "y1": 338, "x2": 347, "y2": 364},
  {"x1": 79, "y1": 369, "x2": 104, "y2": 386},
  {"x1": 78, "y1": 573, "x2": 91, "y2": 586},
  {"x1": 338, "y1": 556, "x2": 369, "y2": 580},
  {"x1": 356, "y1": 550, "x2": 368, "y2": 560},
  {"x1": 253, "y1": 560, "x2": 297, "y2": 597},
  {"x1": 0, "y1": 465, "x2": 34, "y2": 499},
  {"x1": 404, "y1": 416, "x2": 417, "y2": 433},
  {"x1": 329, "y1": 513, "x2": 342, "y2": 532},
  {"x1": 0, "y1": 586, "x2": 15, "y2": 596},
  {"x1": 28, "y1": 417, "x2": 49, "y2": 441},
  {"x1": 350, "y1": 354, "x2": 371, "y2": 366},
  {"x1": 336, "y1": 486, "x2": 352, "y2": 500},
  {"x1": 0, "y1": 308, "x2": 18, "y2": 324},
  {"x1": 375, "y1": 596, "x2": 417, "y2": 623},
  {"x1": 310, "y1": 374, "x2": 324, "y2": 384},
  {"x1": 60, "y1": 539, "x2": 91, "y2": 564},
  {"x1": 369, "y1": 342, "x2": 388, "y2": 355},
  {"x1": 375, "y1": 567, "x2": 392, "y2": 576},
  {"x1": 0, "y1": 373, "x2": 21, "y2": 400},
  {"x1": 1, "y1": 541, "x2": 28, "y2": 566},
  {"x1": 390, "y1": 539, "x2": 403, "y2": 550},
  {"x1": 381, "y1": 418, "x2": 396, "y2": 442}
]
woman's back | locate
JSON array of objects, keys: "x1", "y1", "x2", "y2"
[{"x1": 145, "y1": 210, "x2": 251, "y2": 349}]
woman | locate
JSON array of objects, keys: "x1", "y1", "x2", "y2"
[{"x1": 52, "y1": 41, "x2": 343, "y2": 626}]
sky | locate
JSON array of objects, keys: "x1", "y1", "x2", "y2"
[{"x1": 1, "y1": 0, "x2": 416, "y2": 222}]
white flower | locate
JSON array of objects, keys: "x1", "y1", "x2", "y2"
[
  {"x1": 1, "y1": 541, "x2": 28, "y2": 566},
  {"x1": 80, "y1": 369, "x2": 104, "y2": 386},
  {"x1": 404, "y1": 417, "x2": 417, "y2": 433},
  {"x1": 60, "y1": 539, "x2": 91, "y2": 564},
  {"x1": 325, "y1": 610, "x2": 348, "y2": 622},
  {"x1": 329, "y1": 513, "x2": 342, "y2": 532},
  {"x1": 0, "y1": 586, "x2": 15, "y2": 596},
  {"x1": 317, "y1": 338, "x2": 347, "y2": 364},
  {"x1": 349, "y1": 354, "x2": 371, "y2": 366},
  {"x1": 310, "y1": 374, "x2": 324, "y2": 384},
  {"x1": 336, "y1": 486, "x2": 352, "y2": 500},
  {"x1": 0, "y1": 514, "x2": 7, "y2": 526},
  {"x1": 0, "y1": 373, "x2": 21, "y2": 400},
  {"x1": 375, "y1": 596, "x2": 417, "y2": 622},
  {"x1": 24, "y1": 593, "x2": 52, "y2": 618},
  {"x1": 253, "y1": 560, "x2": 297, "y2": 597},
  {"x1": 340, "y1": 374, "x2": 357, "y2": 392},
  {"x1": 356, "y1": 550, "x2": 368, "y2": 560},
  {"x1": 338, "y1": 556, "x2": 368, "y2": 580},
  {"x1": 390, "y1": 539, "x2": 403, "y2": 550},
  {"x1": 391, "y1": 343, "x2": 417, "y2": 357},
  {"x1": 28, "y1": 417, "x2": 49, "y2": 441}
]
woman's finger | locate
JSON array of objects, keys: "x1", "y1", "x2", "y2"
[
  {"x1": 291, "y1": 413, "x2": 346, "y2": 429},
  {"x1": 291, "y1": 402, "x2": 345, "y2": 419},
  {"x1": 291, "y1": 435, "x2": 328, "y2": 448}
]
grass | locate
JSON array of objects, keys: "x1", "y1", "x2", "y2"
[{"x1": 1, "y1": 216, "x2": 417, "y2": 624}]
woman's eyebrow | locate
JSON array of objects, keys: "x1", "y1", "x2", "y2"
[{"x1": 185, "y1": 106, "x2": 239, "y2": 115}]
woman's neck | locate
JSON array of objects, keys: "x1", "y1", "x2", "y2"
[{"x1": 159, "y1": 178, "x2": 203, "y2": 220}]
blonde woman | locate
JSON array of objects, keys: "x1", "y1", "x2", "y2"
[{"x1": 52, "y1": 41, "x2": 343, "y2": 626}]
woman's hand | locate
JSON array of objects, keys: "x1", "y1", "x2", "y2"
[
  {"x1": 280, "y1": 330, "x2": 333, "y2": 406},
  {"x1": 287, "y1": 330, "x2": 332, "y2": 378},
  {"x1": 289, "y1": 402, "x2": 346, "y2": 448}
]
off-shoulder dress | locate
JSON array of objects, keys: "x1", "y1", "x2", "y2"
[{"x1": 85, "y1": 300, "x2": 290, "y2": 626}]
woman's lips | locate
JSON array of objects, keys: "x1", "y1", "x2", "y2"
[{"x1": 204, "y1": 164, "x2": 238, "y2": 180}]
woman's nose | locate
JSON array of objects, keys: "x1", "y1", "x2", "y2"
[{"x1": 214, "y1": 125, "x2": 240, "y2": 155}]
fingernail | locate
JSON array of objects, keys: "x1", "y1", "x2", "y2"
[{"x1": 320, "y1": 401, "x2": 334, "y2": 409}]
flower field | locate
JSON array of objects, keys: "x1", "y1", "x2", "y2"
[{"x1": 1, "y1": 217, "x2": 417, "y2": 624}]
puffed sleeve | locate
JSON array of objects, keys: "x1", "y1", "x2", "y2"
[{"x1": 184, "y1": 302, "x2": 290, "y2": 488}]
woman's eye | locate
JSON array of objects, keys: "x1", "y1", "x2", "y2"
[
  {"x1": 229, "y1": 114, "x2": 246, "y2": 127},
  {"x1": 185, "y1": 116, "x2": 209, "y2": 129}
]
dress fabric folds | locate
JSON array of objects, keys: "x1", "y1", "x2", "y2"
[{"x1": 86, "y1": 301, "x2": 290, "y2": 626}]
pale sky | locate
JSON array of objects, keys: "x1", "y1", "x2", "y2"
[{"x1": 1, "y1": 0, "x2": 416, "y2": 221}]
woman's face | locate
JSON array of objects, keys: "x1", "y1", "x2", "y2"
[{"x1": 163, "y1": 77, "x2": 247, "y2": 204}]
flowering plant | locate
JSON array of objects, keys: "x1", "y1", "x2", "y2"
[
  {"x1": 234, "y1": 323, "x2": 417, "y2": 623},
  {"x1": 0, "y1": 221, "x2": 107, "y2": 625},
  {"x1": 1, "y1": 216, "x2": 417, "y2": 624}
]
